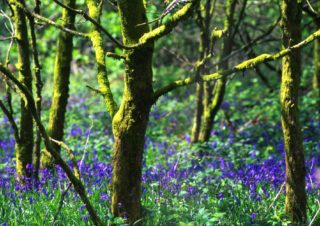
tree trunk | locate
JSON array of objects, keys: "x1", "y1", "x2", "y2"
[
  {"x1": 41, "y1": 0, "x2": 76, "y2": 168},
  {"x1": 280, "y1": 0, "x2": 307, "y2": 224},
  {"x1": 9, "y1": 0, "x2": 34, "y2": 179},
  {"x1": 199, "y1": 0, "x2": 236, "y2": 142},
  {"x1": 191, "y1": 81, "x2": 204, "y2": 142},
  {"x1": 313, "y1": 21, "x2": 320, "y2": 111},
  {"x1": 199, "y1": 78, "x2": 226, "y2": 141},
  {"x1": 111, "y1": 0, "x2": 154, "y2": 223},
  {"x1": 86, "y1": 0, "x2": 117, "y2": 119},
  {"x1": 191, "y1": 1, "x2": 213, "y2": 143}
]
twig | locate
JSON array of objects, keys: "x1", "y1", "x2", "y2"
[
  {"x1": 106, "y1": 52, "x2": 126, "y2": 60},
  {"x1": 53, "y1": 0, "x2": 128, "y2": 49},
  {"x1": 12, "y1": 1, "x2": 88, "y2": 38},
  {"x1": 309, "y1": 200, "x2": 320, "y2": 226},
  {"x1": 51, "y1": 183, "x2": 72, "y2": 226},
  {"x1": 268, "y1": 181, "x2": 285, "y2": 210},
  {"x1": 79, "y1": 119, "x2": 93, "y2": 175},
  {"x1": 0, "y1": 100, "x2": 20, "y2": 143},
  {"x1": 86, "y1": 85, "x2": 103, "y2": 95},
  {"x1": 0, "y1": 9, "x2": 15, "y2": 65},
  {"x1": 50, "y1": 138, "x2": 80, "y2": 180},
  {"x1": 306, "y1": 0, "x2": 318, "y2": 15}
]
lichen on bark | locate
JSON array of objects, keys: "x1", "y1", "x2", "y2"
[
  {"x1": 41, "y1": 0, "x2": 76, "y2": 168},
  {"x1": 9, "y1": 0, "x2": 34, "y2": 178},
  {"x1": 111, "y1": 0, "x2": 154, "y2": 224},
  {"x1": 280, "y1": 0, "x2": 307, "y2": 224}
]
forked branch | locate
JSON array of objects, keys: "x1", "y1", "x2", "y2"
[{"x1": 153, "y1": 29, "x2": 320, "y2": 102}]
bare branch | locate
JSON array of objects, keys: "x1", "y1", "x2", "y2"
[
  {"x1": 0, "y1": 100, "x2": 20, "y2": 142},
  {"x1": 53, "y1": 0, "x2": 127, "y2": 49},
  {"x1": 12, "y1": 1, "x2": 88, "y2": 37},
  {"x1": 50, "y1": 138, "x2": 80, "y2": 180},
  {"x1": 106, "y1": 52, "x2": 126, "y2": 60},
  {"x1": 51, "y1": 183, "x2": 72, "y2": 226},
  {"x1": 153, "y1": 28, "x2": 320, "y2": 102}
]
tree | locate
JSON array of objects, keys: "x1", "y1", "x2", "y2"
[
  {"x1": 280, "y1": 0, "x2": 306, "y2": 223},
  {"x1": 41, "y1": 0, "x2": 76, "y2": 168},
  {"x1": 313, "y1": 2, "x2": 320, "y2": 110},
  {"x1": 198, "y1": 0, "x2": 238, "y2": 142},
  {"x1": 8, "y1": 0, "x2": 34, "y2": 179},
  {"x1": 190, "y1": 0, "x2": 214, "y2": 143},
  {"x1": 2, "y1": 0, "x2": 320, "y2": 224}
]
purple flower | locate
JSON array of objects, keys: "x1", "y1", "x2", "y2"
[{"x1": 251, "y1": 213, "x2": 256, "y2": 222}]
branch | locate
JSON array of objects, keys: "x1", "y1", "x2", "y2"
[
  {"x1": 28, "y1": 7, "x2": 43, "y2": 181},
  {"x1": 214, "y1": 16, "x2": 280, "y2": 68},
  {"x1": 138, "y1": 0, "x2": 200, "y2": 45},
  {"x1": 0, "y1": 65, "x2": 102, "y2": 226},
  {"x1": 51, "y1": 183, "x2": 72, "y2": 226},
  {"x1": 153, "y1": 29, "x2": 320, "y2": 102},
  {"x1": 106, "y1": 52, "x2": 125, "y2": 61},
  {"x1": 13, "y1": 1, "x2": 88, "y2": 38},
  {"x1": 50, "y1": 138, "x2": 80, "y2": 180},
  {"x1": 0, "y1": 100, "x2": 20, "y2": 142},
  {"x1": 53, "y1": 0, "x2": 127, "y2": 49}
]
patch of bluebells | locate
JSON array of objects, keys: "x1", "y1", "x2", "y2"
[
  {"x1": 0, "y1": 97, "x2": 319, "y2": 224},
  {"x1": 1, "y1": 124, "x2": 320, "y2": 203}
]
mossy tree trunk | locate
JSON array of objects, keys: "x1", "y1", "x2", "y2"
[
  {"x1": 86, "y1": 0, "x2": 117, "y2": 118},
  {"x1": 191, "y1": 0, "x2": 213, "y2": 143},
  {"x1": 199, "y1": 0, "x2": 236, "y2": 142},
  {"x1": 111, "y1": 0, "x2": 154, "y2": 223},
  {"x1": 313, "y1": 8, "x2": 320, "y2": 111},
  {"x1": 41, "y1": 0, "x2": 76, "y2": 168},
  {"x1": 9, "y1": 0, "x2": 34, "y2": 178},
  {"x1": 280, "y1": 0, "x2": 307, "y2": 224}
]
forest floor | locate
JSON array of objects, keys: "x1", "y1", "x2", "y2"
[{"x1": 0, "y1": 87, "x2": 319, "y2": 225}]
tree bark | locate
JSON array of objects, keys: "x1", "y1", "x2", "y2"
[
  {"x1": 9, "y1": 0, "x2": 34, "y2": 178},
  {"x1": 41, "y1": 0, "x2": 76, "y2": 168},
  {"x1": 199, "y1": 0, "x2": 236, "y2": 142},
  {"x1": 313, "y1": 19, "x2": 320, "y2": 111},
  {"x1": 280, "y1": 0, "x2": 307, "y2": 224},
  {"x1": 111, "y1": 0, "x2": 154, "y2": 223},
  {"x1": 86, "y1": 0, "x2": 117, "y2": 119}
]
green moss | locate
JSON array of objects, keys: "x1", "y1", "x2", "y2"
[
  {"x1": 138, "y1": 1, "x2": 198, "y2": 44},
  {"x1": 41, "y1": 0, "x2": 76, "y2": 168},
  {"x1": 9, "y1": 0, "x2": 34, "y2": 178},
  {"x1": 280, "y1": 0, "x2": 306, "y2": 224},
  {"x1": 235, "y1": 54, "x2": 272, "y2": 70},
  {"x1": 86, "y1": 0, "x2": 117, "y2": 118},
  {"x1": 111, "y1": 0, "x2": 154, "y2": 224}
]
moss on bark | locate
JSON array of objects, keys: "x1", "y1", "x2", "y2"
[
  {"x1": 111, "y1": 0, "x2": 154, "y2": 223},
  {"x1": 199, "y1": 0, "x2": 236, "y2": 142},
  {"x1": 313, "y1": 18, "x2": 320, "y2": 111},
  {"x1": 9, "y1": 0, "x2": 34, "y2": 178},
  {"x1": 41, "y1": 0, "x2": 76, "y2": 168},
  {"x1": 280, "y1": 0, "x2": 307, "y2": 224},
  {"x1": 86, "y1": 0, "x2": 117, "y2": 119}
]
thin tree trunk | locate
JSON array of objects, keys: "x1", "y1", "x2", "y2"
[
  {"x1": 199, "y1": 0, "x2": 236, "y2": 142},
  {"x1": 191, "y1": 81, "x2": 204, "y2": 142},
  {"x1": 191, "y1": 0, "x2": 213, "y2": 143},
  {"x1": 313, "y1": 21, "x2": 320, "y2": 111},
  {"x1": 9, "y1": 0, "x2": 34, "y2": 179},
  {"x1": 111, "y1": 0, "x2": 154, "y2": 223},
  {"x1": 86, "y1": 0, "x2": 117, "y2": 119},
  {"x1": 41, "y1": 0, "x2": 76, "y2": 168},
  {"x1": 280, "y1": 0, "x2": 306, "y2": 224}
]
